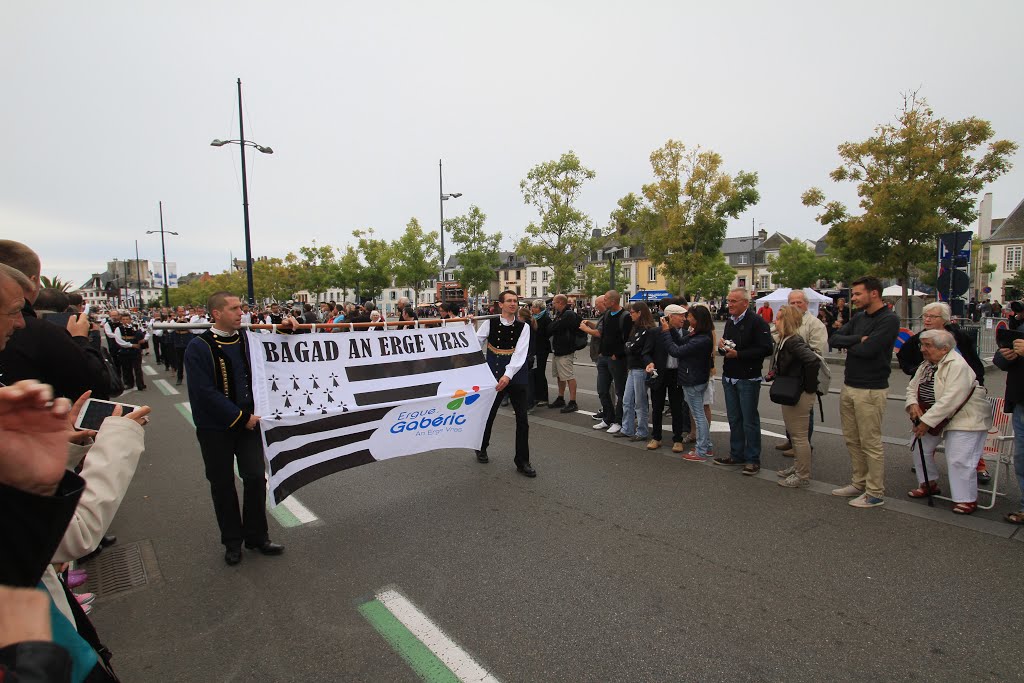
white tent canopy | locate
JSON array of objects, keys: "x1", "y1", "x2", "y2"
[
  {"x1": 754, "y1": 288, "x2": 832, "y2": 316},
  {"x1": 881, "y1": 285, "x2": 929, "y2": 298}
]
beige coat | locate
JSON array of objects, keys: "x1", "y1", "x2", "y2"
[
  {"x1": 771, "y1": 311, "x2": 828, "y2": 357},
  {"x1": 42, "y1": 416, "x2": 146, "y2": 626},
  {"x1": 906, "y1": 350, "x2": 990, "y2": 433}
]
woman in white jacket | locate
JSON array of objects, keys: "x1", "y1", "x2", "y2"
[{"x1": 905, "y1": 329, "x2": 991, "y2": 514}]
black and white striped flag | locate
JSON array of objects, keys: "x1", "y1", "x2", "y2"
[{"x1": 246, "y1": 323, "x2": 496, "y2": 504}]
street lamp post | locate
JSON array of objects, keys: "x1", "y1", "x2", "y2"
[
  {"x1": 146, "y1": 201, "x2": 179, "y2": 307},
  {"x1": 134, "y1": 240, "x2": 143, "y2": 306},
  {"x1": 604, "y1": 247, "x2": 621, "y2": 291},
  {"x1": 438, "y1": 159, "x2": 462, "y2": 304},
  {"x1": 211, "y1": 78, "x2": 274, "y2": 306}
]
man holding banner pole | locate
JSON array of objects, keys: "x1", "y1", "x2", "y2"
[
  {"x1": 474, "y1": 290, "x2": 536, "y2": 477},
  {"x1": 184, "y1": 291, "x2": 285, "y2": 565}
]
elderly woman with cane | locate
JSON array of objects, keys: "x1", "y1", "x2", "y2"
[{"x1": 905, "y1": 329, "x2": 991, "y2": 514}]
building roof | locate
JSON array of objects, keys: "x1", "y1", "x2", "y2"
[
  {"x1": 985, "y1": 196, "x2": 1024, "y2": 243},
  {"x1": 759, "y1": 232, "x2": 792, "y2": 250},
  {"x1": 721, "y1": 236, "x2": 763, "y2": 255}
]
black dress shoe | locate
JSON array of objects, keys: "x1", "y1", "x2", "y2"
[
  {"x1": 100, "y1": 535, "x2": 117, "y2": 547},
  {"x1": 245, "y1": 540, "x2": 285, "y2": 556},
  {"x1": 224, "y1": 547, "x2": 243, "y2": 565},
  {"x1": 476, "y1": 450, "x2": 489, "y2": 463},
  {"x1": 516, "y1": 464, "x2": 537, "y2": 478}
]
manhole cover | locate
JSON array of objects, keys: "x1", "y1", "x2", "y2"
[{"x1": 80, "y1": 540, "x2": 162, "y2": 600}]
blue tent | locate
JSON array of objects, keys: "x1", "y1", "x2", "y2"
[{"x1": 629, "y1": 290, "x2": 672, "y2": 301}]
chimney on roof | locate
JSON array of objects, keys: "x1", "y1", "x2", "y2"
[
  {"x1": 979, "y1": 193, "x2": 993, "y2": 239},
  {"x1": 592, "y1": 228, "x2": 602, "y2": 239},
  {"x1": 758, "y1": 228, "x2": 768, "y2": 241}
]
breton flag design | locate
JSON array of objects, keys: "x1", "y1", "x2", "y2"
[{"x1": 246, "y1": 323, "x2": 497, "y2": 504}]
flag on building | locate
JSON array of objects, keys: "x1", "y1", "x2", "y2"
[{"x1": 246, "y1": 322, "x2": 496, "y2": 504}]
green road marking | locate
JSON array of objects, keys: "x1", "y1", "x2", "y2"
[
  {"x1": 175, "y1": 402, "x2": 194, "y2": 427},
  {"x1": 358, "y1": 600, "x2": 460, "y2": 683},
  {"x1": 268, "y1": 503, "x2": 301, "y2": 527}
]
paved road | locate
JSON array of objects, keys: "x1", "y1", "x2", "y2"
[{"x1": 85, "y1": 355, "x2": 1023, "y2": 682}]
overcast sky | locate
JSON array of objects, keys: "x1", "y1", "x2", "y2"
[{"x1": 3, "y1": 1, "x2": 1022, "y2": 287}]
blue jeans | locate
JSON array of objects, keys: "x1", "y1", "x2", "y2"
[
  {"x1": 683, "y1": 383, "x2": 711, "y2": 456},
  {"x1": 1014, "y1": 405, "x2": 1024, "y2": 513},
  {"x1": 621, "y1": 369, "x2": 649, "y2": 438},
  {"x1": 722, "y1": 378, "x2": 763, "y2": 463}
]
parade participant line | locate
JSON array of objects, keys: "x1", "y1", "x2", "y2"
[
  {"x1": 359, "y1": 588, "x2": 500, "y2": 683},
  {"x1": 174, "y1": 402, "x2": 318, "y2": 526}
]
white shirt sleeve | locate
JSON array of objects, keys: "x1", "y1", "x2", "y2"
[
  {"x1": 502, "y1": 321, "x2": 531, "y2": 380},
  {"x1": 103, "y1": 322, "x2": 115, "y2": 339},
  {"x1": 113, "y1": 328, "x2": 132, "y2": 348},
  {"x1": 475, "y1": 319, "x2": 490, "y2": 346}
]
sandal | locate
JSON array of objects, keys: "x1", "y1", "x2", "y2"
[
  {"x1": 1005, "y1": 511, "x2": 1024, "y2": 525},
  {"x1": 952, "y1": 501, "x2": 977, "y2": 515},
  {"x1": 907, "y1": 482, "x2": 940, "y2": 498}
]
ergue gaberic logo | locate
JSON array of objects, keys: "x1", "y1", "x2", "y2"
[{"x1": 447, "y1": 386, "x2": 480, "y2": 410}]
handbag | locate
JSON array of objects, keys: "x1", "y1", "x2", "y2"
[
  {"x1": 769, "y1": 375, "x2": 803, "y2": 405},
  {"x1": 768, "y1": 336, "x2": 802, "y2": 406},
  {"x1": 917, "y1": 380, "x2": 976, "y2": 436}
]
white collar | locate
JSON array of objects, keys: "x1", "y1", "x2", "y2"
[{"x1": 210, "y1": 326, "x2": 236, "y2": 338}]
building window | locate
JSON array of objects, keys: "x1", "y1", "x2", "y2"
[
  {"x1": 576, "y1": 264, "x2": 584, "y2": 273},
  {"x1": 516, "y1": 285, "x2": 521, "y2": 296},
  {"x1": 759, "y1": 275, "x2": 770, "y2": 289},
  {"x1": 648, "y1": 266, "x2": 657, "y2": 282},
  {"x1": 516, "y1": 270, "x2": 521, "y2": 280},
  {"x1": 531, "y1": 272, "x2": 537, "y2": 282},
  {"x1": 622, "y1": 247, "x2": 630, "y2": 259},
  {"x1": 390, "y1": 291, "x2": 396, "y2": 300},
  {"x1": 1006, "y1": 246, "x2": 1023, "y2": 272},
  {"x1": 542, "y1": 271, "x2": 549, "y2": 282},
  {"x1": 738, "y1": 254, "x2": 748, "y2": 265},
  {"x1": 503, "y1": 270, "x2": 508, "y2": 281},
  {"x1": 577, "y1": 279, "x2": 585, "y2": 290},
  {"x1": 531, "y1": 286, "x2": 537, "y2": 296},
  {"x1": 738, "y1": 277, "x2": 746, "y2": 288}
]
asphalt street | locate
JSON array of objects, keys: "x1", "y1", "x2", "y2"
[{"x1": 85, "y1": 352, "x2": 1024, "y2": 683}]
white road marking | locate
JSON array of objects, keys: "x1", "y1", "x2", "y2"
[
  {"x1": 154, "y1": 378, "x2": 179, "y2": 395},
  {"x1": 142, "y1": 364, "x2": 157, "y2": 376},
  {"x1": 376, "y1": 589, "x2": 501, "y2": 683},
  {"x1": 573, "y1": 409, "x2": 785, "y2": 438}
]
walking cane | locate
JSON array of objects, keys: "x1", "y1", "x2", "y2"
[{"x1": 911, "y1": 425, "x2": 934, "y2": 508}]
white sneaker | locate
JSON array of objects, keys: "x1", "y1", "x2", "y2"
[
  {"x1": 592, "y1": 421, "x2": 609, "y2": 430},
  {"x1": 831, "y1": 484, "x2": 863, "y2": 497},
  {"x1": 606, "y1": 424, "x2": 622, "y2": 434}
]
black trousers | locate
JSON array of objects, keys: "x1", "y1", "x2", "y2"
[
  {"x1": 161, "y1": 337, "x2": 175, "y2": 370},
  {"x1": 650, "y1": 379, "x2": 689, "y2": 442},
  {"x1": 153, "y1": 337, "x2": 162, "y2": 364},
  {"x1": 479, "y1": 382, "x2": 530, "y2": 467},
  {"x1": 196, "y1": 428, "x2": 268, "y2": 549},
  {"x1": 120, "y1": 353, "x2": 145, "y2": 390},
  {"x1": 175, "y1": 346, "x2": 188, "y2": 382},
  {"x1": 533, "y1": 351, "x2": 550, "y2": 403}
]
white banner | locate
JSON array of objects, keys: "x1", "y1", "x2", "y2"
[
  {"x1": 246, "y1": 323, "x2": 496, "y2": 504},
  {"x1": 152, "y1": 262, "x2": 178, "y2": 289}
]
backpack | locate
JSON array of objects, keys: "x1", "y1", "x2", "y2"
[
  {"x1": 574, "y1": 329, "x2": 589, "y2": 351},
  {"x1": 814, "y1": 352, "x2": 831, "y2": 420}
]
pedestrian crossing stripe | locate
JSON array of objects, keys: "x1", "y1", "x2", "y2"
[{"x1": 174, "y1": 402, "x2": 318, "y2": 527}]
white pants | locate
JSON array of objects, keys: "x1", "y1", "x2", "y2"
[{"x1": 913, "y1": 430, "x2": 986, "y2": 503}]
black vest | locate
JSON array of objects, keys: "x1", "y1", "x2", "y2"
[{"x1": 485, "y1": 318, "x2": 528, "y2": 384}]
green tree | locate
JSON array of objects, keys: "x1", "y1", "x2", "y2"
[
  {"x1": 295, "y1": 241, "x2": 337, "y2": 304},
  {"x1": 1004, "y1": 269, "x2": 1024, "y2": 299},
  {"x1": 517, "y1": 151, "x2": 596, "y2": 294},
  {"x1": 581, "y1": 261, "x2": 631, "y2": 297},
  {"x1": 685, "y1": 253, "x2": 737, "y2": 301},
  {"x1": 353, "y1": 229, "x2": 393, "y2": 302},
  {"x1": 333, "y1": 245, "x2": 364, "y2": 302},
  {"x1": 615, "y1": 139, "x2": 759, "y2": 297},
  {"x1": 446, "y1": 205, "x2": 502, "y2": 305},
  {"x1": 250, "y1": 256, "x2": 302, "y2": 303},
  {"x1": 766, "y1": 240, "x2": 821, "y2": 289},
  {"x1": 40, "y1": 275, "x2": 74, "y2": 292},
  {"x1": 391, "y1": 217, "x2": 440, "y2": 303},
  {"x1": 802, "y1": 91, "x2": 1017, "y2": 315}
]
